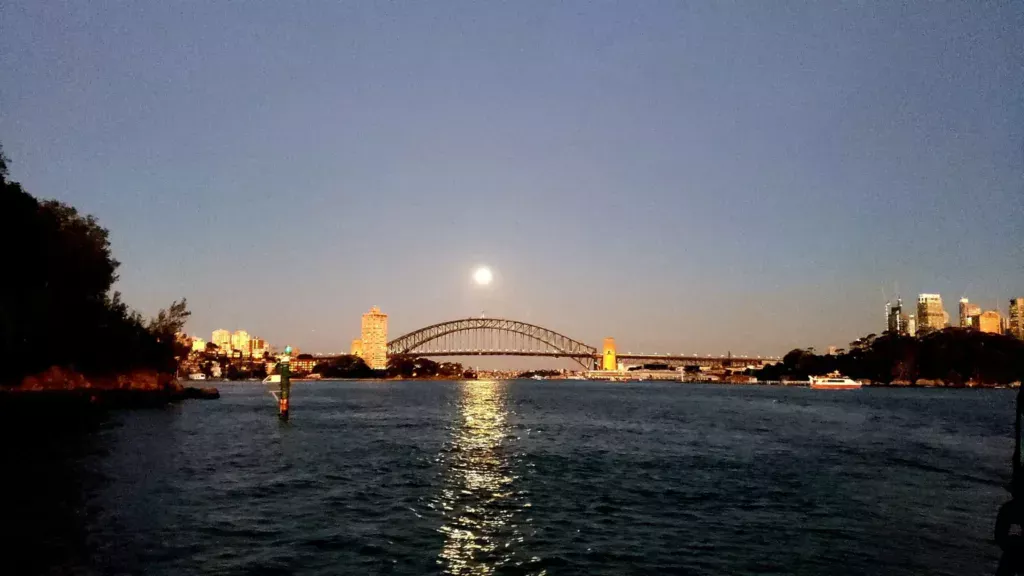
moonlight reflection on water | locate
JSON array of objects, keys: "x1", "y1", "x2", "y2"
[{"x1": 437, "y1": 380, "x2": 530, "y2": 575}]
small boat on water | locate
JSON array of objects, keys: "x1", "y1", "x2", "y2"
[
  {"x1": 262, "y1": 374, "x2": 281, "y2": 384},
  {"x1": 809, "y1": 374, "x2": 862, "y2": 390},
  {"x1": 187, "y1": 373, "x2": 206, "y2": 381}
]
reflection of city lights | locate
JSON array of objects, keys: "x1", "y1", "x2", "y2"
[{"x1": 437, "y1": 380, "x2": 525, "y2": 575}]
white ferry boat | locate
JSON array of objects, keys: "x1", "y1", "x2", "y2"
[
  {"x1": 809, "y1": 374, "x2": 862, "y2": 390},
  {"x1": 262, "y1": 374, "x2": 281, "y2": 385},
  {"x1": 187, "y1": 373, "x2": 206, "y2": 381}
]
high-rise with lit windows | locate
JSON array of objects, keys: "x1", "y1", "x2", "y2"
[
  {"x1": 212, "y1": 329, "x2": 231, "y2": 351},
  {"x1": 1008, "y1": 298, "x2": 1023, "y2": 340},
  {"x1": 887, "y1": 297, "x2": 908, "y2": 334},
  {"x1": 972, "y1": 310, "x2": 1003, "y2": 334},
  {"x1": 361, "y1": 306, "x2": 388, "y2": 370},
  {"x1": 959, "y1": 298, "x2": 981, "y2": 328},
  {"x1": 916, "y1": 294, "x2": 947, "y2": 334},
  {"x1": 231, "y1": 330, "x2": 251, "y2": 356}
]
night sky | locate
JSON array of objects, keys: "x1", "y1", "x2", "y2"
[{"x1": 2, "y1": 2, "x2": 1021, "y2": 361}]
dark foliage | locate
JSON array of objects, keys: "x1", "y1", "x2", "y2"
[
  {"x1": 225, "y1": 362, "x2": 267, "y2": 381},
  {"x1": 313, "y1": 355, "x2": 375, "y2": 378},
  {"x1": 386, "y1": 355, "x2": 466, "y2": 378},
  {"x1": 753, "y1": 329, "x2": 1024, "y2": 385},
  {"x1": 0, "y1": 146, "x2": 188, "y2": 384}
]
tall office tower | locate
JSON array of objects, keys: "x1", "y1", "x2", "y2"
[
  {"x1": 972, "y1": 310, "x2": 1003, "y2": 334},
  {"x1": 959, "y1": 298, "x2": 981, "y2": 328},
  {"x1": 250, "y1": 337, "x2": 268, "y2": 358},
  {"x1": 907, "y1": 315, "x2": 917, "y2": 337},
  {"x1": 231, "y1": 330, "x2": 251, "y2": 356},
  {"x1": 887, "y1": 297, "x2": 907, "y2": 334},
  {"x1": 1010, "y1": 298, "x2": 1024, "y2": 340},
  {"x1": 351, "y1": 339, "x2": 363, "y2": 357},
  {"x1": 212, "y1": 329, "x2": 231, "y2": 350},
  {"x1": 361, "y1": 306, "x2": 388, "y2": 370},
  {"x1": 916, "y1": 294, "x2": 946, "y2": 334}
]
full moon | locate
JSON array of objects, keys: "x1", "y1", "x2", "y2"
[{"x1": 473, "y1": 266, "x2": 493, "y2": 286}]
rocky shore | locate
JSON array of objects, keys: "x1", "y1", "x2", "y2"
[{"x1": 0, "y1": 366, "x2": 219, "y2": 411}]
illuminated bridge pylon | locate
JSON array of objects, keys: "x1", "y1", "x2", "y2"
[{"x1": 387, "y1": 317, "x2": 599, "y2": 369}]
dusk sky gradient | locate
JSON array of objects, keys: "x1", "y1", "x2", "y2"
[{"x1": 2, "y1": 2, "x2": 1022, "y2": 362}]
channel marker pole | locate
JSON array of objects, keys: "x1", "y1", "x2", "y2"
[{"x1": 279, "y1": 345, "x2": 292, "y2": 420}]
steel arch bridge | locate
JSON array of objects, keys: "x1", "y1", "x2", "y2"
[{"x1": 387, "y1": 317, "x2": 599, "y2": 369}]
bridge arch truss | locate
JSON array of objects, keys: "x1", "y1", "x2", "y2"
[{"x1": 387, "y1": 318, "x2": 599, "y2": 369}]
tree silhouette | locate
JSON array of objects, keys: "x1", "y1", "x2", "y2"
[{"x1": 0, "y1": 143, "x2": 189, "y2": 384}]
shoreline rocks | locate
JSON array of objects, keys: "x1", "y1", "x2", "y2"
[{"x1": 1, "y1": 366, "x2": 220, "y2": 410}]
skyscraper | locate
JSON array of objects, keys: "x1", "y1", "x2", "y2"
[
  {"x1": 361, "y1": 306, "x2": 388, "y2": 370},
  {"x1": 1010, "y1": 298, "x2": 1024, "y2": 340},
  {"x1": 916, "y1": 294, "x2": 946, "y2": 334},
  {"x1": 959, "y1": 298, "x2": 981, "y2": 328},
  {"x1": 887, "y1": 297, "x2": 908, "y2": 334},
  {"x1": 350, "y1": 339, "x2": 363, "y2": 357},
  {"x1": 973, "y1": 310, "x2": 1003, "y2": 334},
  {"x1": 250, "y1": 337, "x2": 267, "y2": 358},
  {"x1": 212, "y1": 329, "x2": 231, "y2": 351},
  {"x1": 231, "y1": 330, "x2": 251, "y2": 356}
]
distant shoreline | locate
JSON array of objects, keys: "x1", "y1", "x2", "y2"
[{"x1": 209, "y1": 377, "x2": 1020, "y2": 388}]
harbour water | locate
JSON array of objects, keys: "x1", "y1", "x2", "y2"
[{"x1": 5, "y1": 381, "x2": 1014, "y2": 575}]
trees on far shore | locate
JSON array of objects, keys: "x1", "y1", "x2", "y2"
[
  {"x1": 386, "y1": 355, "x2": 470, "y2": 379},
  {"x1": 313, "y1": 355, "x2": 375, "y2": 379},
  {"x1": 753, "y1": 329, "x2": 1024, "y2": 385}
]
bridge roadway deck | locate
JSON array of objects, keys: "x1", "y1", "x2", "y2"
[{"x1": 320, "y1": 350, "x2": 769, "y2": 367}]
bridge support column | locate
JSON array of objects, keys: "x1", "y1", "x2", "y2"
[{"x1": 602, "y1": 337, "x2": 617, "y2": 371}]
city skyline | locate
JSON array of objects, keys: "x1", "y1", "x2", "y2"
[
  {"x1": 2, "y1": 3, "x2": 1021, "y2": 358},
  {"x1": 186, "y1": 290, "x2": 1024, "y2": 364}
]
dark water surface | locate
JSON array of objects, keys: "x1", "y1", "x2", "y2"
[{"x1": 5, "y1": 381, "x2": 1015, "y2": 575}]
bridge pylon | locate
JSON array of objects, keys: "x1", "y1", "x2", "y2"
[{"x1": 602, "y1": 337, "x2": 617, "y2": 370}]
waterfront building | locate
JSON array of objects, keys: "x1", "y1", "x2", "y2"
[
  {"x1": 959, "y1": 298, "x2": 981, "y2": 328},
  {"x1": 907, "y1": 315, "x2": 917, "y2": 337},
  {"x1": 1010, "y1": 298, "x2": 1024, "y2": 340},
  {"x1": 972, "y1": 310, "x2": 1003, "y2": 334},
  {"x1": 351, "y1": 339, "x2": 363, "y2": 357},
  {"x1": 212, "y1": 329, "x2": 231, "y2": 351},
  {"x1": 291, "y1": 357, "x2": 320, "y2": 373},
  {"x1": 916, "y1": 294, "x2": 946, "y2": 334},
  {"x1": 231, "y1": 330, "x2": 251, "y2": 356},
  {"x1": 361, "y1": 306, "x2": 388, "y2": 370},
  {"x1": 191, "y1": 337, "x2": 206, "y2": 352}
]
